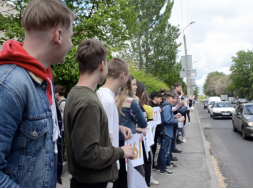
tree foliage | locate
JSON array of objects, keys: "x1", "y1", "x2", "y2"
[
  {"x1": 229, "y1": 50, "x2": 253, "y2": 100},
  {"x1": 121, "y1": 0, "x2": 183, "y2": 88},
  {"x1": 129, "y1": 62, "x2": 170, "y2": 94},
  {"x1": 0, "y1": 0, "x2": 137, "y2": 91},
  {"x1": 203, "y1": 71, "x2": 228, "y2": 96}
]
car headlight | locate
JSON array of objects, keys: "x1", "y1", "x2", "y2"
[
  {"x1": 214, "y1": 110, "x2": 220, "y2": 113},
  {"x1": 248, "y1": 122, "x2": 253, "y2": 127}
]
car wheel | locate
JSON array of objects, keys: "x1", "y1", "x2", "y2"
[
  {"x1": 232, "y1": 121, "x2": 237, "y2": 132},
  {"x1": 208, "y1": 109, "x2": 210, "y2": 113},
  {"x1": 210, "y1": 113, "x2": 212, "y2": 117},
  {"x1": 242, "y1": 126, "x2": 248, "y2": 140}
]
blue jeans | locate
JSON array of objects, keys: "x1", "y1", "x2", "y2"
[
  {"x1": 157, "y1": 135, "x2": 172, "y2": 172},
  {"x1": 172, "y1": 125, "x2": 179, "y2": 151}
]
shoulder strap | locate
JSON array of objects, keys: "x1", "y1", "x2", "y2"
[{"x1": 59, "y1": 99, "x2": 66, "y2": 106}]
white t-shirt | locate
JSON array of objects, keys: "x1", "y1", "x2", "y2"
[
  {"x1": 97, "y1": 87, "x2": 120, "y2": 168},
  {"x1": 97, "y1": 87, "x2": 119, "y2": 147}
]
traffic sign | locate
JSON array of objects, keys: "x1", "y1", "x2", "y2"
[
  {"x1": 181, "y1": 55, "x2": 192, "y2": 70},
  {"x1": 180, "y1": 69, "x2": 197, "y2": 78}
]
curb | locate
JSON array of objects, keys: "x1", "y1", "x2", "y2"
[{"x1": 195, "y1": 103, "x2": 220, "y2": 188}]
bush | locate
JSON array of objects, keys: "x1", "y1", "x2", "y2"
[{"x1": 129, "y1": 64, "x2": 170, "y2": 93}]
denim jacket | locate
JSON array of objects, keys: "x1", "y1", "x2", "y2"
[
  {"x1": 119, "y1": 97, "x2": 147, "y2": 142},
  {"x1": 161, "y1": 101, "x2": 178, "y2": 138},
  {"x1": 0, "y1": 64, "x2": 63, "y2": 188}
]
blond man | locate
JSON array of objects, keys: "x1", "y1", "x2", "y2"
[{"x1": 0, "y1": 0, "x2": 75, "y2": 187}]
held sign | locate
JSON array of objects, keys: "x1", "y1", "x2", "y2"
[
  {"x1": 125, "y1": 134, "x2": 144, "y2": 168},
  {"x1": 153, "y1": 107, "x2": 161, "y2": 124}
]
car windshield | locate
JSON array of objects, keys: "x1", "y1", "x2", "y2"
[
  {"x1": 215, "y1": 103, "x2": 232, "y2": 108},
  {"x1": 239, "y1": 99, "x2": 247, "y2": 101},
  {"x1": 244, "y1": 105, "x2": 253, "y2": 115}
]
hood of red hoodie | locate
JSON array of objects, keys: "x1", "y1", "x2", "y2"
[{"x1": 0, "y1": 40, "x2": 53, "y2": 105}]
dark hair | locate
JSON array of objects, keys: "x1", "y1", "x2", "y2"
[
  {"x1": 130, "y1": 75, "x2": 135, "y2": 81},
  {"x1": 142, "y1": 91, "x2": 149, "y2": 105},
  {"x1": 150, "y1": 92, "x2": 163, "y2": 100},
  {"x1": 107, "y1": 58, "x2": 129, "y2": 79},
  {"x1": 164, "y1": 91, "x2": 176, "y2": 99},
  {"x1": 136, "y1": 81, "x2": 146, "y2": 104},
  {"x1": 76, "y1": 39, "x2": 108, "y2": 75},
  {"x1": 55, "y1": 85, "x2": 66, "y2": 96},
  {"x1": 174, "y1": 82, "x2": 183, "y2": 88},
  {"x1": 170, "y1": 86, "x2": 175, "y2": 91},
  {"x1": 160, "y1": 87, "x2": 166, "y2": 94}
]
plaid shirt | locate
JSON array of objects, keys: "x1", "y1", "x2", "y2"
[{"x1": 173, "y1": 90, "x2": 184, "y2": 111}]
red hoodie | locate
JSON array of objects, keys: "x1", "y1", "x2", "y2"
[{"x1": 0, "y1": 40, "x2": 53, "y2": 105}]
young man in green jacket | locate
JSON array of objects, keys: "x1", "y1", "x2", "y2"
[{"x1": 64, "y1": 39, "x2": 135, "y2": 188}]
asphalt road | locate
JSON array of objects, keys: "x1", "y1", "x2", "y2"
[{"x1": 197, "y1": 102, "x2": 253, "y2": 188}]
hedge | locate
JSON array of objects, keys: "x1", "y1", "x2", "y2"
[{"x1": 129, "y1": 64, "x2": 170, "y2": 94}]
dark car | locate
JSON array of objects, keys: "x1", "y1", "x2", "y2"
[
  {"x1": 204, "y1": 100, "x2": 209, "y2": 109},
  {"x1": 232, "y1": 103, "x2": 253, "y2": 139},
  {"x1": 237, "y1": 98, "x2": 248, "y2": 105}
]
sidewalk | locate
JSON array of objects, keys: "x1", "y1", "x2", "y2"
[{"x1": 57, "y1": 103, "x2": 219, "y2": 188}]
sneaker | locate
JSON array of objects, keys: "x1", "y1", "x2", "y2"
[
  {"x1": 166, "y1": 163, "x2": 177, "y2": 168},
  {"x1": 172, "y1": 149, "x2": 182, "y2": 153},
  {"x1": 156, "y1": 168, "x2": 160, "y2": 172},
  {"x1": 182, "y1": 138, "x2": 187, "y2": 143},
  {"x1": 189, "y1": 122, "x2": 191, "y2": 125},
  {"x1": 160, "y1": 169, "x2": 173, "y2": 175},
  {"x1": 171, "y1": 157, "x2": 178, "y2": 161},
  {"x1": 151, "y1": 178, "x2": 159, "y2": 185}
]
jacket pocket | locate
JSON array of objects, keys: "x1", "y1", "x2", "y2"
[{"x1": 18, "y1": 118, "x2": 49, "y2": 156}]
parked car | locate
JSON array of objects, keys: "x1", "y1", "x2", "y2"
[
  {"x1": 210, "y1": 101, "x2": 235, "y2": 119},
  {"x1": 231, "y1": 99, "x2": 238, "y2": 104},
  {"x1": 204, "y1": 100, "x2": 209, "y2": 109},
  {"x1": 232, "y1": 103, "x2": 253, "y2": 139},
  {"x1": 207, "y1": 101, "x2": 216, "y2": 113},
  {"x1": 237, "y1": 98, "x2": 248, "y2": 105}
]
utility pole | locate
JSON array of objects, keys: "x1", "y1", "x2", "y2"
[
  {"x1": 183, "y1": 35, "x2": 190, "y2": 97},
  {"x1": 183, "y1": 21, "x2": 195, "y2": 97}
]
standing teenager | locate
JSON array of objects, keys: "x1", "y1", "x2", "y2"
[
  {"x1": 156, "y1": 92, "x2": 185, "y2": 175},
  {"x1": 148, "y1": 92, "x2": 163, "y2": 169},
  {"x1": 64, "y1": 39, "x2": 135, "y2": 188},
  {"x1": 0, "y1": 0, "x2": 75, "y2": 187},
  {"x1": 116, "y1": 78, "x2": 147, "y2": 188},
  {"x1": 96, "y1": 58, "x2": 133, "y2": 187},
  {"x1": 136, "y1": 81, "x2": 159, "y2": 186}
]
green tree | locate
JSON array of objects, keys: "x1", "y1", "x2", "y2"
[
  {"x1": 0, "y1": 0, "x2": 137, "y2": 91},
  {"x1": 123, "y1": 0, "x2": 182, "y2": 87},
  {"x1": 203, "y1": 71, "x2": 225, "y2": 96},
  {"x1": 230, "y1": 50, "x2": 253, "y2": 100}
]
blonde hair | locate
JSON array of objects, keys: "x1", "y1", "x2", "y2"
[
  {"x1": 115, "y1": 77, "x2": 134, "y2": 115},
  {"x1": 22, "y1": 0, "x2": 75, "y2": 30},
  {"x1": 107, "y1": 58, "x2": 129, "y2": 79}
]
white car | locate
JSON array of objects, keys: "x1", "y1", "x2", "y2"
[
  {"x1": 210, "y1": 101, "x2": 235, "y2": 119},
  {"x1": 207, "y1": 101, "x2": 216, "y2": 113}
]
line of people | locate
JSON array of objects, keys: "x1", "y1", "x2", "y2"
[{"x1": 0, "y1": 0, "x2": 195, "y2": 187}]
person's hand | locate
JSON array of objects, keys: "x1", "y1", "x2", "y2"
[
  {"x1": 121, "y1": 145, "x2": 135, "y2": 159},
  {"x1": 159, "y1": 107, "x2": 162, "y2": 112},
  {"x1": 178, "y1": 117, "x2": 185, "y2": 122},
  {"x1": 141, "y1": 128, "x2": 146, "y2": 137},
  {"x1": 119, "y1": 126, "x2": 132, "y2": 140},
  {"x1": 177, "y1": 113, "x2": 182, "y2": 118},
  {"x1": 178, "y1": 98, "x2": 181, "y2": 103}
]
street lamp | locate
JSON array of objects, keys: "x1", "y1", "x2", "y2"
[{"x1": 183, "y1": 21, "x2": 195, "y2": 97}]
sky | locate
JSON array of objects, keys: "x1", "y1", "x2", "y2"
[{"x1": 169, "y1": 0, "x2": 253, "y2": 94}]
